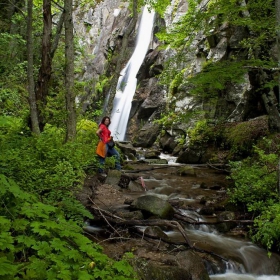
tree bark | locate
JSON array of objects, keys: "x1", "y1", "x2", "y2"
[
  {"x1": 27, "y1": 0, "x2": 40, "y2": 135},
  {"x1": 35, "y1": 0, "x2": 52, "y2": 131},
  {"x1": 276, "y1": 0, "x2": 280, "y2": 192},
  {"x1": 276, "y1": 0, "x2": 280, "y2": 108},
  {"x1": 51, "y1": 11, "x2": 65, "y2": 58},
  {"x1": 64, "y1": 0, "x2": 76, "y2": 141}
]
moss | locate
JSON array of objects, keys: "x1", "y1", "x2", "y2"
[{"x1": 224, "y1": 116, "x2": 269, "y2": 157}]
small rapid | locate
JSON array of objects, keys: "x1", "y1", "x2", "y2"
[{"x1": 132, "y1": 156, "x2": 280, "y2": 279}]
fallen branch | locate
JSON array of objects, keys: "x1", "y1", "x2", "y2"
[
  {"x1": 88, "y1": 198, "x2": 124, "y2": 237},
  {"x1": 206, "y1": 162, "x2": 230, "y2": 173},
  {"x1": 88, "y1": 197, "x2": 230, "y2": 262}
]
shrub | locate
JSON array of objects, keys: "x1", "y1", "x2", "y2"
[
  {"x1": 228, "y1": 141, "x2": 280, "y2": 252},
  {"x1": 228, "y1": 145, "x2": 278, "y2": 212},
  {"x1": 0, "y1": 174, "x2": 136, "y2": 279},
  {"x1": 0, "y1": 117, "x2": 99, "y2": 223}
]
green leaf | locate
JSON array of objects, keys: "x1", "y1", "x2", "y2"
[{"x1": 0, "y1": 257, "x2": 18, "y2": 276}]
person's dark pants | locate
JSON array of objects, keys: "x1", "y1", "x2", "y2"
[{"x1": 98, "y1": 144, "x2": 121, "y2": 173}]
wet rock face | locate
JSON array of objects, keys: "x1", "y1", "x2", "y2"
[
  {"x1": 176, "y1": 251, "x2": 211, "y2": 280},
  {"x1": 75, "y1": 0, "x2": 270, "y2": 160},
  {"x1": 132, "y1": 122, "x2": 161, "y2": 148},
  {"x1": 73, "y1": 0, "x2": 134, "y2": 109}
]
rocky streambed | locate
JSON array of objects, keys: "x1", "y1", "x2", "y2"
[{"x1": 78, "y1": 161, "x2": 280, "y2": 280}]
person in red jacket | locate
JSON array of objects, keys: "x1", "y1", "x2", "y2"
[{"x1": 96, "y1": 116, "x2": 121, "y2": 174}]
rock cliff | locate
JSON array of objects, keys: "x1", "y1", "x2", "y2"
[{"x1": 73, "y1": 0, "x2": 279, "y2": 163}]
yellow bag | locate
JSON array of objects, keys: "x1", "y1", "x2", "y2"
[{"x1": 96, "y1": 141, "x2": 106, "y2": 158}]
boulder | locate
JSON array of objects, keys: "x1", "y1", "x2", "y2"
[
  {"x1": 144, "y1": 149, "x2": 161, "y2": 159},
  {"x1": 158, "y1": 131, "x2": 177, "y2": 153},
  {"x1": 176, "y1": 166, "x2": 197, "y2": 177},
  {"x1": 144, "y1": 226, "x2": 170, "y2": 240},
  {"x1": 216, "y1": 211, "x2": 237, "y2": 233},
  {"x1": 132, "y1": 122, "x2": 161, "y2": 148},
  {"x1": 131, "y1": 195, "x2": 175, "y2": 219},
  {"x1": 115, "y1": 141, "x2": 137, "y2": 159},
  {"x1": 133, "y1": 259, "x2": 192, "y2": 280},
  {"x1": 105, "y1": 170, "x2": 122, "y2": 186},
  {"x1": 176, "y1": 251, "x2": 210, "y2": 280}
]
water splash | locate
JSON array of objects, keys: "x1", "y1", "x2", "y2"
[
  {"x1": 210, "y1": 273, "x2": 280, "y2": 280},
  {"x1": 110, "y1": 6, "x2": 155, "y2": 140}
]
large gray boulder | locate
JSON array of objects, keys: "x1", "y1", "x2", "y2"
[
  {"x1": 132, "y1": 122, "x2": 161, "y2": 148},
  {"x1": 176, "y1": 251, "x2": 210, "y2": 280},
  {"x1": 131, "y1": 195, "x2": 175, "y2": 219},
  {"x1": 134, "y1": 259, "x2": 192, "y2": 280}
]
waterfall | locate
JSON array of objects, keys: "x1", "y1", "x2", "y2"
[{"x1": 109, "y1": 6, "x2": 155, "y2": 141}]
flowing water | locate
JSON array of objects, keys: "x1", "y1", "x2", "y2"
[
  {"x1": 109, "y1": 6, "x2": 155, "y2": 141},
  {"x1": 102, "y1": 4, "x2": 280, "y2": 276},
  {"x1": 127, "y1": 157, "x2": 280, "y2": 280}
]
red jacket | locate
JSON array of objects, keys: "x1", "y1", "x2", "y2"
[{"x1": 99, "y1": 124, "x2": 111, "y2": 143}]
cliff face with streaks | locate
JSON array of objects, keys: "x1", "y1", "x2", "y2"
[{"x1": 74, "y1": 0, "x2": 277, "y2": 163}]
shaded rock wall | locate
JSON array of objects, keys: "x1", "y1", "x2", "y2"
[{"x1": 74, "y1": 0, "x2": 275, "y2": 163}]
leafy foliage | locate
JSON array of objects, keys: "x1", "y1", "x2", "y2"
[
  {"x1": 0, "y1": 33, "x2": 28, "y2": 117},
  {"x1": 224, "y1": 117, "x2": 269, "y2": 157},
  {"x1": 0, "y1": 174, "x2": 136, "y2": 279},
  {"x1": 144, "y1": 0, "x2": 170, "y2": 16},
  {"x1": 0, "y1": 116, "x2": 99, "y2": 222},
  {"x1": 228, "y1": 140, "x2": 280, "y2": 252},
  {"x1": 253, "y1": 203, "x2": 280, "y2": 253},
  {"x1": 154, "y1": 0, "x2": 278, "y2": 129},
  {"x1": 0, "y1": 1, "x2": 136, "y2": 278},
  {"x1": 185, "y1": 61, "x2": 247, "y2": 97},
  {"x1": 228, "y1": 147, "x2": 278, "y2": 210}
]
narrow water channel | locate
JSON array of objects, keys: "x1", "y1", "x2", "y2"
[{"x1": 129, "y1": 158, "x2": 280, "y2": 280}]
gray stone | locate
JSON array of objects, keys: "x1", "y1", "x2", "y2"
[
  {"x1": 144, "y1": 226, "x2": 170, "y2": 240},
  {"x1": 131, "y1": 195, "x2": 175, "y2": 219},
  {"x1": 133, "y1": 258, "x2": 192, "y2": 280},
  {"x1": 176, "y1": 166, "x2": 197, "y2": 177},
  {"x1": 105, "y1": 170, "x2": 122, "y2": 186},
  {"x1": 176, "y1": 251, "x2": 210, "y2": 280},
  {"x1": 128, "y1": 180, "x2": 145, "y2": 192},
  {"x1": 144, "y1": 149, "x2": 161, "y2": 159},
  {"x1": 132, "y1": 122, "x2": 161, "y2": 148}
]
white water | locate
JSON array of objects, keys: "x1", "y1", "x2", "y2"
[
  {"x1": 159, "y1": 153, "x2": 180, "y2": 165},
  {"x1": 210, "y1": 273, "x2": 280, "y2": 280},
  {"x1": 164, "y1": 224, "x2": 280, "y2": 279},
  {"x1": 109, "y1": 6, "x2": 155, "y2": 141}
]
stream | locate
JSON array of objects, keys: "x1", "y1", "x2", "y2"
[{"x1": 123, "y1": 155, "x2": 280, "y2": 280}]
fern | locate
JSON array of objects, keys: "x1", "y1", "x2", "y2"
[{"x1": 0, "y1": 174, "x2": 137, "y2": 279}]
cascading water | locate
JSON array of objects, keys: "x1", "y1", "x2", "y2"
[{"x1": 109, "y1": 6, "x2": 155, "y2": 141}]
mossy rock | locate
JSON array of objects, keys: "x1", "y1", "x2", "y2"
[
  {"x1": 133, "y1": 259, "x2": 192, "y2": 280},
  {"x1": 176, "y1": 166, "x2": 197, "y2": 176}
]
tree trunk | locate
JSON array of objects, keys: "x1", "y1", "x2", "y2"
[
  {"x1": 51, "y1": 11, "x2": 65, "y2": 58},
  {"x1": 276, "y1": 0, "x2": 280, "y2": 108},
  {"x1": 27, "y1": 0, "x2": 40, "y2": 135},
  {"x1": 64, "y1": 0, "x2": 76, "y2": 141},
  {"x1": 276, "y1": 0, "x2": 280, "y2": 191},
  {"x1": 35, "y1": 0, "x2": 52, "y2": 131}
]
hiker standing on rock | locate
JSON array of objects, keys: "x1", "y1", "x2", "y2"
[{"x1": 96, "y1": 116, "x2": 121, "y2": 174}]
